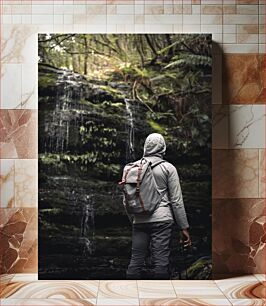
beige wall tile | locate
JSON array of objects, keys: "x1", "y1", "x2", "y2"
[
  {"x1": 11, "y1": 5, "x2": 31, "y2": 15},
  {"x1": 164, "y1": 4, "x2": 174, "y2": 14},
  {"x1": 32, "y1": 5, "x2": 53, "y2": 15},
  {"x1": 237, "y1": 33, "x2": 259, "y2": 43},
  {"x1": 1, "y1": 26, "x2": 38, "y2": 64},
  {"x1": 87, "y1": 5, "x2": 107, "y2": 15},
  {"x1": 183, "y1": 24, "x2": 200, "y2": 33},
  {"x1": 182, "y1": 5, "x2": 192, "y2": 14},
  {"x1": 116, "y1": 24, "x2": 135, "y2": 32},
  {"x1": 201, "y1": 15, "x2": 223, "y2": 24},
  {"x1": 144, "y1": 24, "x2": 174, "y2": 33},
  {"x1": 173, "y1": 5, "x2": 183, "y2": 14},
  {"x1": 259, "y1": 4, "x2": 265, "y2": 14},
  {"x1": 223, "y1": 14, "x2": 258, "y2": 24},
  {"x1": 73, "y1": 14, "x2": 86, "y2": 25},
  {"x1": 223, "y1": 33, "x2": 236, "y2": 43},
  {"x1": 144, "y1": 14, "x2": 182, "y2": 24},
  {"x1": 183, "y1": 14, "x2": 200, "y2": 24},
  {"x1": 1, "y1": 64, "x2": 22, "y2": 109},
  {"x1": 117, "y1": 4, "x2": 134, "y2": 14},
  {"x1": 201, "y1": 24, "x2": 222, "y2": 33},
  {"x1": 201, "y1": 5, "x2": 223, "y2": 14},
  {"x1": 192, "y1": 4, "x2": 201, "y2": 14},
  {"x1": 107, "y1": 15, "x2": 134, "y2": 24},
  {"x1": 15, "y1": 160, "x2": 37, "y2": 208},
  {"x1": 237, "y1": 24, "x2": 259, "y2": 34},
  {"x1": 237, "y1": 4, "x2": 259, "y2": 14},
  {"x1": 223, "y1": 5, "x2": 236, "y2": 14},
  {"x1": 223, "y1": 25, "x2": 236, "y2": 33},
  {"x1": 3, "y1": 5, "x2": 12, "y2": 14},
  {"x1": 135, "y1": 15, "x2": 144, "y2": 24},
  {"x1": 32, "y1": 14, "x2": 54, "y2": 24},
  {"x1": 236, "y1": 0, "x2": 259, "y2": 4},
  {"x1": 107, "y1": 5, "x2": 117, "y2": 15},
  {"x1": 144, "y1": 5, "x2": 164, "y2": 15},
  {"x1": 0, "y1": 160, "x2": 15, "y2": 208},
  {"x1": 222, "y1": 43, "x2": 258, "y2": 53}
]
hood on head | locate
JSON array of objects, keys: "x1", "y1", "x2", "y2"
[{"x1": 143, "y1": 133, "x2": 166, "y2": 157}]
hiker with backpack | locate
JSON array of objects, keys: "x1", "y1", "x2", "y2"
[{"x1": 119, "y1": 133, "x2": 191, "y2": 280}]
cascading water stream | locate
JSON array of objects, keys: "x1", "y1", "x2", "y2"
[
  {"x1": 124, "y1": 98, "x2": 135, "y2": 162},
  {"x1": 42, "y1": 68, "x2": 95, "y2": 256}
]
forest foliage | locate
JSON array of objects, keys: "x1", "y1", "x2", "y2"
[{"x1": 39, "y1": 34, "x2": 212, "y2": 156}]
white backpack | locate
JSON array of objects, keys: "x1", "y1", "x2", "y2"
[{"x1": 119, "y1": 158, "x2": 166, "y2": 215}]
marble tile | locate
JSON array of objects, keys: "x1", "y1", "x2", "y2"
[
  {"x1": 213, "y1": 199, "x2": 266, "y2": 274},
  {"x1": 98, "y1": 281, "x2": 138, "y2": 299},
  {"x1": 139, "y1": 298, "x2": 232, "y2": 305},
  {"x1": 96, "y1": 299, "x2": 139, "y2": 305},
  {"x1": 229, "y1": 300, "x2": 266, "y2": 306},
  {"x1": 14, "y1": 159, "x2": 37, "y2": 208},
  {"x1": 236, "y1": 0, "x2": 259, "y2": 3},
  {"x1": 0, "y1": 208, "x2": 38, "y2": 274},
  {"x1": 222, "y1": 54, "x2": 264, "y2": 104},
  {"x1": 229, "y1": 105, "x2": 265, "y2": 149},
  {"x1": 259, "y1": 150, "x2": 265, "y2": 198},
  {"x1": 0, "y1": 299, "x2": 96, "y2": 305},
  {"x1": 213, "y1": 105, "x2": 229, "y2": 149},
  {"x1": 137, "y1": 281, "x2": 176, "y2": 298},
  {"x1": 1, "y1": 281, "x2": 99, "y2": 299},
  {"x1": 21, "y1": 63, "x2": 38, "y2": 109},
  {"x1": 223, "y1": 5, "x2": 237, "y2": 14},
  {"x1": 0, "y1": 110, "x2": 37, "y2": 159},
  {"x1": 172, "y1": 280, "x2": 225, "y2": 298},
  {"x1": 237, "y1": 4, "x2": 259, "y2": 14},
  {"x1": 222, "y1": 44, "x2": 258, "y2": 53},
  {"x1": 237, "y1": 25, "x2": 259, "y2": 34},
  {"x1": 1, "y1": 64, "x2": 22, "y2": 109},
  {"x1": 212, "y1": 150, "x2": 259, "y2": 198},
  {"x1": 0, "y1": 274, "x2": 15, "y2": 295},
  {"x1": 1, "y1": 25, "x2": 38, "y2": 64},
  {"x1": 11, "y1": 274, "x2": 38, "y2": 282},
  {"x1": 201, "y1": 5, "x2": 223, "y2": 14},
  {"x1": 0, "y1": 160, "x2": 15, "y2": 208},
  {"x1": 254, "y1": 274, "x2": 266, "y2": 283},
  {"x1": 215, "y1": 276, "x2": 265, "y2": 299}
]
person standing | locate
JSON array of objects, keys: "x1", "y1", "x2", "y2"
[{"x1": 123, "y1": 133, "x2": 191, "y2": 280}]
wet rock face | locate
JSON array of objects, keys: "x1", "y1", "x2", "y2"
[{"x1": 38, "y1": 64, "x2": 212, "y2": 280}]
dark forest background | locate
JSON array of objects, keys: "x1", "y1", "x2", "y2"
[{"x1": 38, "y1": 34, "x2": 212, "y2": 280}]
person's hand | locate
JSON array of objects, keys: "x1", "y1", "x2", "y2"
[{"x1": 180, "y1": 228, "x2": 192, "y2": 248}]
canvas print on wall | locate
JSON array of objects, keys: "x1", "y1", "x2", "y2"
[{"x1": 38, "y1": 34, "x2": 212, "y2": 280}]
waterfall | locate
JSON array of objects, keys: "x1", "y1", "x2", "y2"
[
  {"x1": 80, "y1": 194, "x2": 95, "y2": 255},
  {"x1": 124, "y1": 98, "x2": 135, "y2": 162},
  {"x1": 44, "y1": 70, "x2": 84, "y2": 153},
  {"x1": 41, "y1": 66, "x2": 96, "y2": 258}
]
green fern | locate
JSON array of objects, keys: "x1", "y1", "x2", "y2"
[{"x1": 163, "y1": 54, "x2": 212, "y2": 70}]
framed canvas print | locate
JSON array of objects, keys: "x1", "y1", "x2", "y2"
[{"x1": 38, "y1": 34, "x2": 212, "y2": 280}]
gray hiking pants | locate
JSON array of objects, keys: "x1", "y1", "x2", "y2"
[{"x1": 126, "y1": 220, "x2": 174, "y2": 280}]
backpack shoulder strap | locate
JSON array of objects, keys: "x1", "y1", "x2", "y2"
[{"x1": 151, "y1": 160, "x2": 166, "y2": 169}]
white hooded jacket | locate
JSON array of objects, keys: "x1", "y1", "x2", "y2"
[{"x1": 133, "y1": 133, "x2": 189, "y2": 229}]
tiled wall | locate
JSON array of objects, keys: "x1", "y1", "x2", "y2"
[{"x1": 0, "y1": 0, "x2": 265, "y2": 276}]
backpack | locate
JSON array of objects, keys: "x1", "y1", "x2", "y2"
[{"x1": 119, "y1": 157, "x2": 166, "y2": 215}]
